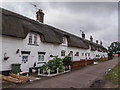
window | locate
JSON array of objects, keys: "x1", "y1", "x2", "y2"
[
  {"x1": 75, "y1": 52, "x2": 79, "y2": 56},
  {"x1": 88, "y1": 53, "x2": 90, "y2": 56},
  {"x1": 22, "y1": 55, "x2": 28, "y2": 63},
  {"x1": 34, "y1": 34, "x2": 37, "y2": 44},
  {"x1": 62, "y1": 36, "x2": 68, "y2": 45},
  {"x1": 62, "y1": 37, "x2": 65, "y2": 44},
  {"x1": 103, "y1": 55, "x2": 105, "y2": 58},
  {"x1": 98, "y1": 54, "x2": 100, "y2": 57},
  {"x1": 82, "y1": 53, "x2": 84, "y2": 56},
  {"x1": 38, "y1": 54, "x2": 44, "y2": 61},
  {"x1": 96, "y1": 55, "x2": 98, "y2": 57},
  {"x1": 85, "y1": 53, "x2": 87, "y2": 56},
  {"x1": 61, "y1": 50, "x2": 65, "y2": 56},
  {"x1": 70, "y1": 51, "x2": 73, "y2": 56},
  {"x1": 29, "y1": 34, "x2": 32, "y2": 44},
  {"x1": 28, "y1": 33, "x2": 38, "y2": 45}
]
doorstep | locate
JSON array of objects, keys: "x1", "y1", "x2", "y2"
[{"x1": 29, "y1": 76, "x2": 41, "y2": 82}]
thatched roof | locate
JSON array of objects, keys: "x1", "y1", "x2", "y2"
[{"x1": 1, "y1": 8, "x2": 107, "y2": 51}]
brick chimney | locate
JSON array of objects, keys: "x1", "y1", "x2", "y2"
[
  {"x1": 100, "y1": 41, "x2": 102, "y2": 45},
  {"x1": 90, "y1": 35, "x2": 93, "y2": 42},
  {"x1": 36, "y1": 9, "x2": 44, "y2": 23},
  {"x1": 96, "y1": 40, "x2": 98, "y2": 44},
  {"x1": 82, "y1": 32, "x2": 85, "y2": 39}
]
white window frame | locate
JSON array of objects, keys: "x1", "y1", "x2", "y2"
[
  {"x1": 82, "y1": 53, "x2": 84, "y2": 56},
  {"x1": 61, "y1": 50, "x2": 65, "y2": 56},
  {"x1": 22, "y1": 54, "x2": 29, "y2": 63},
  {"x1": 38, "y1": 54, "x2": 44, "y2": 61},
  {"x1": 75, "y1": 52, "x2": 79, "y2": 56},
  {"x1": 34, "y1": 34, "x2": 37, "y2": 45},
  {"x1": 62, "y1": 36, "x2": 68, "y2": 46},
  {"x1": 29, "y1": 34, "x2": 33, "y2": 44}
]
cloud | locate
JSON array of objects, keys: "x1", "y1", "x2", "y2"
[{"x1": 1, "y1": 2, "x2": 118, "y2": 48}]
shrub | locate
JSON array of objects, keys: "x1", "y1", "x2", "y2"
[
  {"x1": 40, "y1": 56, "x2": 64, "y2": 74},
  {"x1": 63, "y1": 56, "x2": 72, "y2": 66}
]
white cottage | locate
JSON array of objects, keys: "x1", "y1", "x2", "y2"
[{"x1": 0, "y1": 8, "x2": 108, "y2": 75}]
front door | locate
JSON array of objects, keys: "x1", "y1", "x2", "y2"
[{"x1": 21, "y1": 54, "x2": 29, "y2": 73}]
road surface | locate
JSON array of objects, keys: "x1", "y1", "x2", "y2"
[{"x1": 13, "y1": 58, "x2": 118, "y2": 88}]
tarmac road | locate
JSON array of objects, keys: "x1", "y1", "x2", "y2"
[{"x1": 13, "y1": 58, "x2": 118, "y2": 88}]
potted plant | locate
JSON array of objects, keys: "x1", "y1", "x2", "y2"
[{"x1": 32, "y1": 62, "x2": 36, "y2": 73}]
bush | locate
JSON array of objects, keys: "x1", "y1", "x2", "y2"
[
  {"x1": 40, "y1": 56, "x2": 64, "y2": 74},
  {"x1": 63, "y1": 56, "x2": 72, "y2": 67}
]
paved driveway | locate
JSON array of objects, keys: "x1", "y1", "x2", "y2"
[{"x1": 14, "y1": 58, "x2": 118, "y2": 88}]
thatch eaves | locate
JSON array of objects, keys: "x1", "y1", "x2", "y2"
[{"x1": 1, "y1": 8, "x2": 107, "y2": 51}]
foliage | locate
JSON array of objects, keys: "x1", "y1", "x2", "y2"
[
  {"x1": 104, "y1": 61, "x2": 120, "y2": 86},
  {"x1": 63, "y1": 56, "x2": 72, "y2": 66},
  {"x1": 108, "y1": 42, "x2": 120, "y2": 57},
  {"x1": 40, "y1": 56, "x2": 64, "y2": 74}
]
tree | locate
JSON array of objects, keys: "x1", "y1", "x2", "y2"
[{"x1": 108, "y1": 42, "x2": 120, "y2": 57}]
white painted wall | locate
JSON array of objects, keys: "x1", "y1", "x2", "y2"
[
  {"x1": 0, "y1": 35, "x2": 2, "y2": 72},
  {"x1": 1, "y1": 32, "x2": 108, "y2": 72}
]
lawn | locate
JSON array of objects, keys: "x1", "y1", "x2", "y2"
[{"x1": 104, "y1": 61, "x2": 120, "y2": 87}]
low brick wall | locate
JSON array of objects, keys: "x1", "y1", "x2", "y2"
[
  {"x1": 72, "y1": 57, "x2": 108, "y2": 69},
  {"x1": 72, "y1": 59, "x2": 95, "y2": 69},
  {"x1": 72, "y1": 60, "x2": 85, "y2": 69},
  {"x1": 86, "y1": 59, "x2": 95, "y2": 65},
  {"x1": 94, "y1": 57, "x2": 108, "y2": 62}
]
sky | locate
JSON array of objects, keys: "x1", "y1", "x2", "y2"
[{"x1": 1, "y1": 2, "x2": 118, "y2": 48}]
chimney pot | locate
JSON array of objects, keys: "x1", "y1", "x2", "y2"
[
  {"x1": 96, "y1": 40, "x2": 98, "y2": 44},
  {"x1": 100, "y1": 41, "x2": 102, "y2": 45},
  {"x1": 82, "y1": 32, "x2": 85, "y2": 39},
  {"x1": 90, "y1": 35, "x2": 93, "y2": 42},
  {"x1": 36, "y1": 9, "x2": 44, "y2": 23}
]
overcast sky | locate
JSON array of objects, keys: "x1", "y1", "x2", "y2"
[{"x1": 1, "y1": 2, "x2": 118, "y2": 48}]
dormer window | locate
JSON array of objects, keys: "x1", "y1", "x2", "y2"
[
  {"x1": 62, "y1": 37, "x2": 65, "y2": 43},
  {"x1": 62, "y1": 36, "x2": 68, "y2": 45},
  {"x1": 89, "y1": 44, "x2": 92, "y2": 50},
  {"x1": 34, "y1": 34, "x2": 37, "y2": 44},
  {"x1": 29, "y1": 34, "x2": 32, "y2": 44},
  {"x1": 28, "y1": 33, "x2": 38, "y2": 46}
]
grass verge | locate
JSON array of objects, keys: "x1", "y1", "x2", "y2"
[{"x1": 104, "y1": 61, "x2": 120, "y2": 88}]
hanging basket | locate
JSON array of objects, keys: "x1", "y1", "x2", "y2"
[{"x1": 4, "y1": 57, "x2": 9, "y2": 60}]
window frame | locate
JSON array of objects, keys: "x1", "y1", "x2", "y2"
[
  {"x1": 61, "y1": 50, "x2": 65, "y2": 56},
  {"x1": 75, "y1": 52, "x2": 79, "y2": 56},
  {"x1": 29, "y1": 34, "x2": 32, "y2": 44},
  {"x1": 82, "y1": 53, "x2": 84, "y2": 56},
  {"x1": 34, "y1": 34, "x2": 37, "y2": 45},
  {"x1": 38, "y1": 54, "x2": 44, "y2": 61},
  {"x1": 88, "y1": 53, "x2": 90, "y2": 56},
  {"x1": 22, "y1": 54, "x2": 29, "y2": 63}
]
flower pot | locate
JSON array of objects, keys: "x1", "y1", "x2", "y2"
[
  {"x1": 4, "y1": 57, "x2": 9, "y2": 60},
  {"x1": 32, "y1": 69, "x2": 36, "y2": 73},
  {"x1": 94, "y1": 62, "x2": 98, "y2": 65}
]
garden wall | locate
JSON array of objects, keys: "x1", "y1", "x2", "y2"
[{"x1": 72, "y1": 57, "x2": 108, "y2": 69}]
